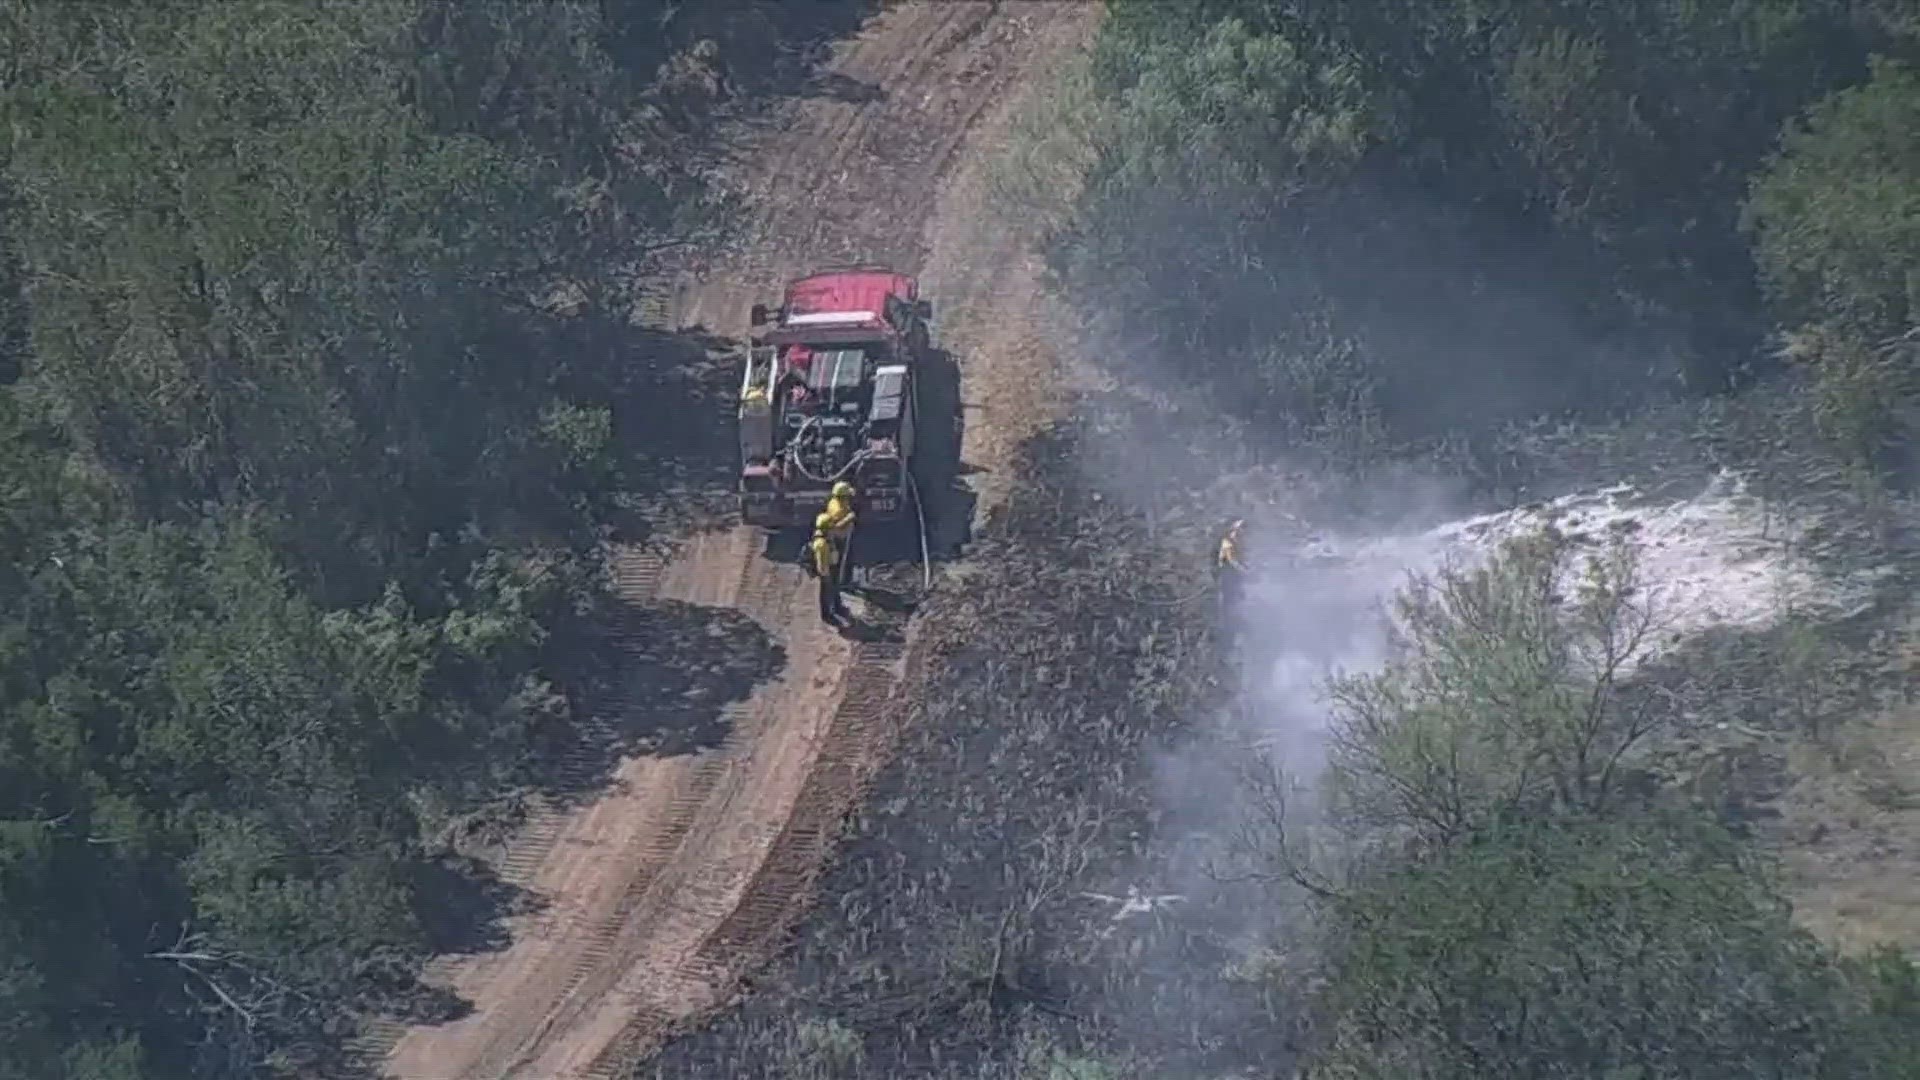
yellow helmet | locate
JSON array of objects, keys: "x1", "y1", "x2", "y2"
[
  {"x1": 814, "y1": 512, "x2": 833, "y2": 532},
  {"x1": 831, "y1": 480, "x2": 855, "y2": 500}
]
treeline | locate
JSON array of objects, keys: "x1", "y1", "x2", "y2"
[
  {"x1": 0, "y1": 2, "x2": 865, "y2": 1076},
  {"x1": 1013, "y1": 0, "x2": 1919, "y2": 478}
]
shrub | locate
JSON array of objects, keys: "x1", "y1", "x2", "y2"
[
  {"x1": 1323, "y1": 528, "x2": 1663, "y2": 853},
  {"x1": 1310, "y1": 809, "x2": 1867, "y2": 1080},
  {"x1": 1747, "y1": 58, "x2": 1920, "y2": 340}
]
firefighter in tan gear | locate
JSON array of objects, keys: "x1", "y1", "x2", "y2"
[
  {"x1": 807, "y1": 526, "x2": 850, "y2": 626},
  {"x1": 1215, "y1": 519, "x2": 1248, "y2": 621}
]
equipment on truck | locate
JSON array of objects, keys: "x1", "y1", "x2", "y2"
[{"x1": 737, "y1": 266, "x2": 935, "y2": 530}]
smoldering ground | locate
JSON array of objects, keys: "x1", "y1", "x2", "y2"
[{"x1": 1041, "y1": 336, "x2": 1470, "y2": 1073}]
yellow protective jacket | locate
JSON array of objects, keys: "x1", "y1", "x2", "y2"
[
  {"x1": 821, "y1": 496, "x2": 856, "y2": 541},
  {"x1": 1217, "y1": 533, "x2": 1243, "y2": 572},
  {"x1": 807, "y1": 534, "x2": 837, "y2": 578}
]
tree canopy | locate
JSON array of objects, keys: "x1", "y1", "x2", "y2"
[
  {"x1": 0, "y1": 0, "x2": 821, "y2": 1073},
  {"x1": 1048, "y1": 0, "x2": 1920, "y2": 462},
  {"x1": 1314, "y1": 810, "x2": 1879, "y2": 1080},
  {"x1": 1747, "y1": 57, "x2": 1920, "y2": 340}
]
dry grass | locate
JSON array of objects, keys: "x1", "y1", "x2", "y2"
[
  {"x1": 980, "y1": 43, "x2": 1098, "y2": 241},
  {"x1": 917, "y1": 7, "x2": 1096, "y2": 524},
  {"x1": 1780, "y1": 714, "x2": 1920, "y2": 953},
  {"x1": 1772, "y1": 608, "x2": 1920, "y2": 954},
  {"x1": 1612, "y1": 574, "x2": 1920, "y2": 962}
]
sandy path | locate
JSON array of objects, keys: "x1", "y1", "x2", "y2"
[{"x1": 377, "y1": 5, "x2": 1096, "y2": 1079}]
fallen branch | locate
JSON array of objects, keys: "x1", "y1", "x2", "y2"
[{"x1": 150, "y1": 951, "x2": 256, "y2": 1031}]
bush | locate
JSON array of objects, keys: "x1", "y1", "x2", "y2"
[
  {"x1": 1745, "y1": 57, "x2": 1920, "y2": 475},
  {"x1": 1322, "y1": 528, "x2": 1663, "y2": 854},
  {"x1": 1747, "y1": 58, "x2": 1920, "y2": 340},
  {"x1": 1310, "y1": 809, "x2": 1869, "y2": 1080}
]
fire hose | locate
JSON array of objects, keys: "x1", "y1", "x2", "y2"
[
  {"x1": 784, "y1": 414, "x2": 931, "y2": 592},
  {"x1": 783, "y1": 414, "x2": 872, "y2": 483},
  {"x1": 1136, "y1": 583, "x2": 1216, "y2": 607},
  {"x1": 905, "y1": 469, "x2": 932, "y2": 592}
]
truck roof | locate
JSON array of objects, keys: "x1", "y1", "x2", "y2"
[{"x1": 781, "y1": 270, "x2": 916, "y2": 333}]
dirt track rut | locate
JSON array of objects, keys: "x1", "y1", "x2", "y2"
[{"x1": 375, "y1": 5, "x2": 1095, "y2": 1078}]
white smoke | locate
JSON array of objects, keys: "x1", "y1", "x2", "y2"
[{"x1": 1222, "y1": 468, "x2": 1892, "y2": 846}]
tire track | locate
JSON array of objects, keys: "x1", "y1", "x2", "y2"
[
  {"x1": 676, "y1": 1, "x2": 1007, "y2": 328},
  {"x1": 576, "y1": 637, "x2": 909, "y2": 1077},
  {"x1": 483, "y1": 553, "x2": 797, "y2": 1080}
]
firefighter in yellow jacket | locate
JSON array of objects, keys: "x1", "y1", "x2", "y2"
[
  {"x1": 821, "y1": 479, "x2": 857, "y2": 585},
  {"x1": 806, "y1": 526, "x2": 850, "y2": 626},
  {"x1": 823, "y1": 480, "x2": 857, "y2": 538},
  {"x1": 815, "y1": 510, "x2": 854, "y2": 590},
  {"x1": 1215, "y1": 519, "x2": 1247, "y2": 621}
]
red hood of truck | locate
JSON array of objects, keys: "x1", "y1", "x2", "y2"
[{"x1": 784, "y1": 271, "x2": 915, "y2": 323}]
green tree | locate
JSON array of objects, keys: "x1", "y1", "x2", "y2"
[
  {"x1": 0, "y1": 485, "x2": 580, "y2": 1072},
  {"x1": 1744, "y1": 57, "x2": 1920, "y2": 472},
  {"x1": 1052, "y1": 8, "x2": 1400, "y2": 446},
  {"x1": 1212, "y1": 0, "x2": 1869, "y2": 375},
  {"x1": 1310, "y1": 810, "x2": 1871, "y2": 1080},
  {"x1": 1747, "y1": 57, "x2": 1920, "y2": 339},
  {"x1": 1, "y1": 0, "x2": 625, "y2": 604},
  {"x1": 0, "y1": 1, "x2": 756, "y2": 1071},
  {"x1": 1321, "y1": 528, "x2": 1663, "y2": 852},
  {"x1": 1050, "y1": 0, "x2": 1885, "y2": 464}
]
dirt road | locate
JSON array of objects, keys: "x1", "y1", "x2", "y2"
[{"x1": 377, "y1": 5, "x2": 1094, "y2": 1078}]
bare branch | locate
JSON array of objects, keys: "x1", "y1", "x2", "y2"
[{"x1": 150, "y1": 952, "x2": 257, "y2": 1031}]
